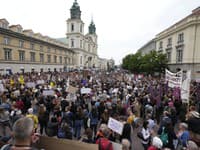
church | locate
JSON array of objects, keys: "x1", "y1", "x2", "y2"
[{"x1": 57, "y1": 0, "x2": 99, "y2": 69}]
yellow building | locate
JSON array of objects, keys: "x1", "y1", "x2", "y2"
[{"x1": 0, "y1": 18, "x2": 74, "y2": 73}]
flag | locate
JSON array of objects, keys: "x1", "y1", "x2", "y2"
[{"x1": 19, "y1": 75, "x2": 24, "y2": 84}]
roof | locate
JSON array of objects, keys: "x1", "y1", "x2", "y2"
[
  {"x1": 157, "y1": 7, "x2": 200, "y2": 36},
  {"x1": 55, "y1": 37, "x2": 68, "y2": 44}
]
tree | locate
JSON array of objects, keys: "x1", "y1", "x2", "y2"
[{"x1": 122, "y1": 50, "x2": 168, "y2": 74}]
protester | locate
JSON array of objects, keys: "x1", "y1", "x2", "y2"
[
  {"x1": 0, "y1": 70, "x2": 199, "y2": 150},
  {"x1": 96, "y1": 124, "x2": 113, "y2": 150},
  {"x1": 1, "y1": 117, "x2": 39, "y2": 150},
  {"x1": 121, "y1": 139, "x2": 131, "y2": 150}
]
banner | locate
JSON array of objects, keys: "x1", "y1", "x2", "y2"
[
  {"x1": 165, "y1": 69, "x2": 182, "y2": 88},
  {"x1": 181, "y1": 70, "x2": 191, "y2": 103},
  {"x1": 108, "y1": 117, "x2": 124, "y2": 135},
  {"x1": 36, "y1": 136, "x2": 98, "y2": 150}
]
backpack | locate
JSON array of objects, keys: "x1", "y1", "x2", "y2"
[
  {"x1": 159, "y1": 127, "x2": 168, "y2": 146},
  {"x1": 98, "y1": 138, "x2": 112, "y2": 150},
  {"x1": 57, "y1": 127, "x2": 66, "y2": 138}
]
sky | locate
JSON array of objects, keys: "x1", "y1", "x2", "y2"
[{"x1": 0, "y1": 0, "x2": 200, "y2": 65}]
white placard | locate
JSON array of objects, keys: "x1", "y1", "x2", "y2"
[
  {"x1": 0, "y1": 84, "x2": 4, "y2": 92},
  {"x1": 37, "y1": 80, "x2": 45, "y2": 85},
  {"x1": 13, "y1": 90, "x2": 20, "y2": 96},
  {"x1": 26, "y1": 82, "x2": 36, "y2": 88},
  {"x1": 108, "y1": 117, "x2": 124, "y2": 135},
  {"x1": 43, "y1": 90, "x2": 55, "y2": 96},
  {"x1": 81, "y1": 88, "x2": 91, "y2": 94},
  {"x1": 165, "y1": 69, "x2": 183, "y2": 88}
]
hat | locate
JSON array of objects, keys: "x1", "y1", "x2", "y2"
[
  {"x1": 152, "y1": 136, "x2": 163, "y2": 149},
  {"x1": 28, "y1": 108, "x2": 33, "y2": 114}
]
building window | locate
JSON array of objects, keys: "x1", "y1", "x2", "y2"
[
  {"x1": 40, "y1": 53, "x2": 44, "y2": 63},
  {"x1": 178, "y1": 33, "x2": 184, "y2": 43},
  {"x1": 64, "y1": 57, "x2": 67, "y2": 64},
  {"x1": 40, "y1": 45, "x2": 43, "y2": 51},
  {"x1": 54, "y1": 49, "x2": 57, "y2": 53},
  {"x1": 54, "y1": 56, "x2": 57, "y2": 63},
  {"x1": 88, "y1": 44, "x2": 91, "y2": 52},
  {"x1": 30, "y1": 52, "x2": 35, "y2": 62},
  {"x1": 71, "y1": 39, "x2": 74, "y2": 48},
  {"x1": 59, "y1": 56, "x2": 62, "y2": 64},
  {"x1": 80, "y1": 40, "x2": 82, "y2": 48},
  {"x1": 176, "y1": 48, "x2": 183, "y2": 63},
  {"x1": 71, "y1": 23, "x2": 74, "y2": 32},
  {"x1": 19, "y1": 51, "x2": 25, "y2": 61},
  {"x1": 159, "y1": 41, "x2": 163, "y2": 49},
  {"x1": 47, "y1": 55, "x2": 51, "y2": 63},
  {"x1": 47, "y1": 47, "x2": 51, "y2": 53},
  {"x1": 166, "y1": 50, "x2": 171, "y2": 63},
  {"x1": 4, "y1": 48, "x2": 12, "y2": 60},
  {"x1": 30, "y1": 43, "x2": 34, "y2": 50},
  {"x1": 3, "y1": 37, "x2": 10, "y2": 45},
  {"x1": 19, "y1": 40, "x2": 24, "y2": 48},
  {"x1": 80, "y1": 56, "x2": 82, "y2": 65},
  {"x1": 80, "y1": 24, "x2": 82, "y2": 33},
  {"x1": 167, "y1": 38, "x2": 172, "y2": 47}
]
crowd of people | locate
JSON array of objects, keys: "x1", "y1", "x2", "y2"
[{"x1": 0, "y1": 69, "x2": 199, "y2": 150}]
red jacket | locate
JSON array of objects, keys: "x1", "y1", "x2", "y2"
[{"x1": 96, "y1": 138, "x2": 113, "y2": 150}]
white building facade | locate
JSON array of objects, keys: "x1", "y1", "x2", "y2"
[{"x1": 66, "y1": 0, "x2": 99, "y2": 69}]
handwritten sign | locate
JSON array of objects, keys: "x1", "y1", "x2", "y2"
[
  {"x1": 81, "y1": 88, "x2": 91, "y2": 94},
  {"x1": 26, "y1": 82, "x2": 36, "y2": 88},
  {"x1": 67, "y1": 85, "x2": 78, "y2": 94},
  {"x1": 37, "y1": 80, "x2": 45, "y2": 85},
  {"x1": 108, "y1": 117, "x2": 124, "y2": 135},
  {"x1": 0, "y1": 84, "x2": 4, "y2": 92},
  {"x1": 43, "y1": 90, "x2": 55, "y2": 96}
]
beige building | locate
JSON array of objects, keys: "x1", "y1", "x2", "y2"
[
  {"x1": 0, "y1": 0, "x2": 107, "y2": 74},
  {"x1": 0, "y1": 19, "x2": 74, "y2": 73},
  {"x1": 156, "y1": 7, "x2": 200, "y2": 79}
]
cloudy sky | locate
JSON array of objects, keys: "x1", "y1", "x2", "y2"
[{"x1": 0, "y1": 0, "x2": 199, "y2": 64}]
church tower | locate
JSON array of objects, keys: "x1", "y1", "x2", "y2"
[
  {"x1": 87, "y1": 19, "x2": 98, "y2": 55},
  {"x1": 66, "y1": 0, "x2": 84, "y2": 49}
]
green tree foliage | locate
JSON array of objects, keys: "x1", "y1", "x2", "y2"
[{"x1": 122, "y1": 51, "x2": 168, "y2": 74}]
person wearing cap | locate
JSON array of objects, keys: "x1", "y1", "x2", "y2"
[{"x1": 26, "y1": 108, "x2": 38, "y2": 131}]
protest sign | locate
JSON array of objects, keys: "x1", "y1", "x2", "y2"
[
  {"x1": 43, "y1": 90, "x2": 55, "y2": 96},
  {"x1": 108, "y1": 117, "x2": 124, "y2": 135},
  {"x1": 0, "y1": 84, "x2": 4, "y2": 92},
  {"x1": 36, "y1": 136, "x2": 98, "y2": 150},
  {"x1": 181, "y1": 70, "x2": 191, "y2": 103},
  {"x1": 67, "y1": 85, "x2": 78, "y2": 94},
  {"x1": 26, "y1": 82, "x2": 36, "y2": 88},
  {"x1": 13, "y1": 90, "x2": 20, "y2": 96},
  {"x1": 81, "y1": 88, "x2": 91, "y2": 94},
  {"x1": 165, "y1": 69, "x2": 182, "y2": 88},
  {"x1": 37, "y1": 80, "x2": 45, "y2": 85}
]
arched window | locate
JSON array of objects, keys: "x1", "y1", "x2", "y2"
[
  {"x1": 71, "y1": 39, "x2": 74, "y2": 48},
  {"x1": 71, "y1": 23, "x2": 74, "y2": 32}
]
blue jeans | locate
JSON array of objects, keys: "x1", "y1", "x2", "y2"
[{"x1": 74, "y1": 120, "x2": 83, "y2": 139}]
